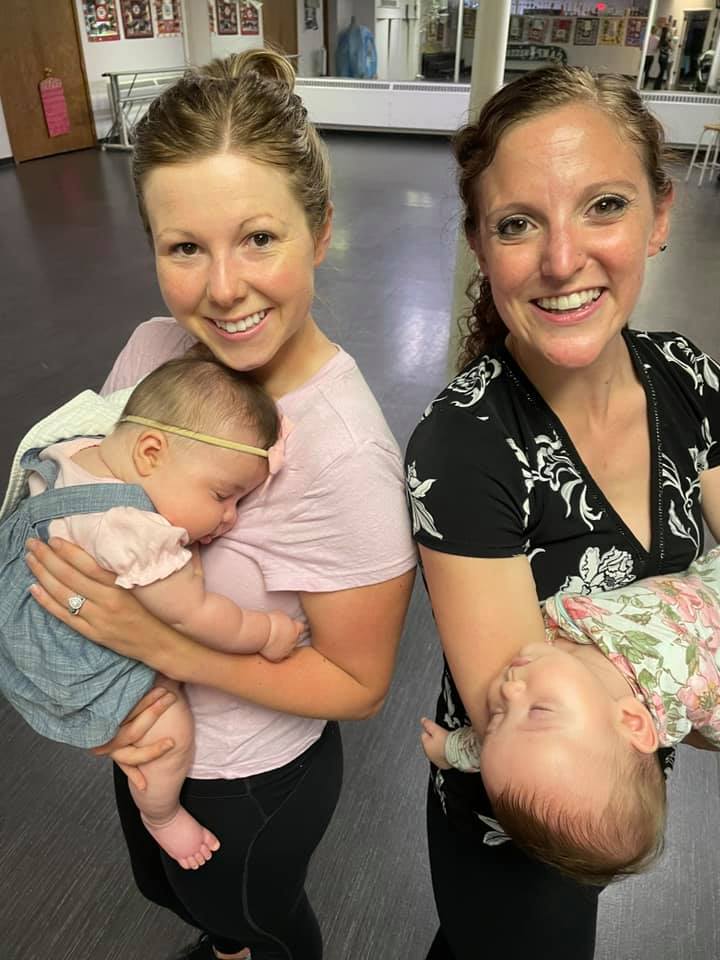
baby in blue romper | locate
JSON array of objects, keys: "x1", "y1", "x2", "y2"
[{"x1": 0, "y1": 356, "x2": 301, "y2": 870}]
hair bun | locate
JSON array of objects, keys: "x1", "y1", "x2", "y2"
[{"x1": 200, "y1": 49, "x2": 295, "y2": 92}]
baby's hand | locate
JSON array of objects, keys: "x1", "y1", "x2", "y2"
[
  {"x1": 261, "y1": 612, "x2": 304, "y2": 662},
  {"x1": 420, "y1": 717, "x2": 451, "y2": 769}
]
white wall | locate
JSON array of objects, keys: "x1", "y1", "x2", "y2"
[
  {"x1": 297, "y1": 1, "x2": 325, "y2": 76},
  {"x1": 74, "y1": 0, "x2": 186, "y2": 136},
  {"x1": 0, "y1": 98, "x2": 12, "y2": 159},
  {"x1": 210, "y1": 33, "x2": 265, "y2": 57},
  {"x1": 656, "y1": 0, "x2": 715, "y2": 28},
  {"x1": 504, "y1": 15, "x2": 644, "y2": 77},
  {"x1": 180, "y1": 0, "x2": 264, "y2": 64},
  {"x1": 185, "y1": 0, "x2": 212, "y2": 64},
  {"x1": 209, "y1": 1, "x2": 264, "y2": 60}
]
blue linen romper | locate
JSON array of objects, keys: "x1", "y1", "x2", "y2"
[{"x1": 0, "y1": 447, "x2": 156, "y2": 749}]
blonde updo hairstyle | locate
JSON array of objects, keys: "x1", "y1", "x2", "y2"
[
  {"x1": 132, "y1": 49, "x2": 331, "y2": 243},
  {"x1": 454, "y1": 65, "x2": 674, "y2": 369}
]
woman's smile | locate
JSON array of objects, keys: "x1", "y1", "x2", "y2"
[
  {"x1": 530, "y1": 287, "x2": 607, "y2": 326},
  {"x1": 208, "y1": 307, "x2": 271, "y2": 338}
]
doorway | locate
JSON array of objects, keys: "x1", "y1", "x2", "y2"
[
  {"x1": 0, "y1": 0, "x2": 96, "y2": 163},
  {"x1": 263, "y1": 0, "x2": 299, "y2": 60},
  {"x1": 675, "y1": 10, "x2": 710, "y2": 89}
]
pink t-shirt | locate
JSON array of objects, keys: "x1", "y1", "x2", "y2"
[
  {"x1": 29, "y1": 438, "x2": 192, "y2": 589},
  {"x1": 102, "y1": 318, "x2": 416, "y2": 778}
]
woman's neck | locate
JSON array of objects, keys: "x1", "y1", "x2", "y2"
[
  {"x1": 254, "y1": 316, "x2": 338, "y2": 398},
  {"x1": 506, "y1": 331, "x2": 636, "y2": 428}
]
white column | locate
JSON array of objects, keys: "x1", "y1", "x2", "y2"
[
  {"x1": 447, "y1": 0, "x2": 511, "y2": 373},
  {"x1": 707, "y1": 16, "x2": 720, "y2": 94},
  {"x1": 453, "y1": 0, "x2": 464, "y2": 84},
  {"x1": 636, "y1": 0, "x2": 658, "y2": 90},
  {"x1": 184, "y1": 0, "x2": 212, "y2": 66}
]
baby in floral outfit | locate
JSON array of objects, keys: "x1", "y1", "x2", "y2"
[{"x1": 421, "y1": 548, "x2": 720, "y2": 884}]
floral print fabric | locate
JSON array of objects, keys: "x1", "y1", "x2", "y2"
[{"x1": 546, "y1": 547, "x2": 720, "y2": 747}]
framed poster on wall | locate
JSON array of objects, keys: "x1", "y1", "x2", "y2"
[
  {"x1": 574, "y1": 18, "x2": 599, "y2": 46},
  {"x1": 550, "y1": 18, "x2": 572, "y2": 44},
  {"x1": 625, "y1": 17, "x2": 646, "y2": 48},
  {"x1": 525, "y1": 17, "x2": 548, "y2": 43},
  {"x1": 239, "y1": 2, "x2": 259, "y2": 36},
  {"x1": 216, "y1": 1, "x2": 239, "y2": 35},
  {"x1": 83, "y1": 0, "x2": 120, "y2": 42},
  {"x1": 120, "y1": 0, "x2": 154, "y2": 38},
  {"x1": 599, "y1": 17, "x2": 624, "y2": 45},
  {"x1": 154, "y1": 0, "x2": 182, "y2": 36}
]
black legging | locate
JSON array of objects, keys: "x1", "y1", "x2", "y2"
[
  {"x1": 653, "y1": 52, "x2": 670, "y2": 89},
  {"x1": 114, "y1": 721, "x2": 343, "y2": 959},
  {"x1": 424, "y1": 778, "x2": 601, "y2": 959}
]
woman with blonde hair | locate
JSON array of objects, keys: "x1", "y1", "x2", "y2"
[{"x1": 26, "y1": 50, "x2": 415, "y2": 960}]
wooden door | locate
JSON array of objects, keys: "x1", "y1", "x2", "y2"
[
  {"x1": 0, "y1": 0, "x2": 96, "y2": 163},
  {"x1": 263, "y1": 0, "x2": 298, "y2": 59}
]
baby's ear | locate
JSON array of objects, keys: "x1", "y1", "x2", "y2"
[
  {"x1": 616, "y1": 697, "x2": 659, "y2": 754},
  {"x1": 132, "y1": 430, "x2": 168, "y2": 477}
]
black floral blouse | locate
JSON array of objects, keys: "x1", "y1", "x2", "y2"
[{"x1": 405, "y1": 329, "x2": 720, "y2": 829}]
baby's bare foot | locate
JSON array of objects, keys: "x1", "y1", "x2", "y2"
[{"x1": 141, "y1": 807, "x2": 220, "y2": 869}]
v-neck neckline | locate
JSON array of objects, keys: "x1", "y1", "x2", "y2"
[{"x1": 498, "y1": 329, "x2": 662, "y2": 563}]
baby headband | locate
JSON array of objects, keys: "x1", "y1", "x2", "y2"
[
  {"x1": 121, "y1": 415, "x2": 270, "y2": 458},
  {"x1": 120, "y1": 414, "x2": 292, "y2": 479}
]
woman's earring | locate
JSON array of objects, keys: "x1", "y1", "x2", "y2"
[{"x1": 660, "y1": 243, "x2": 668, "y2": 252}]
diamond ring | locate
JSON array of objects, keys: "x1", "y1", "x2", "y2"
[{"x1": 67, "y1": 594, "x2": 87, "y2": 616}]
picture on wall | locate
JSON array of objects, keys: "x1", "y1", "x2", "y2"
[
  {"x1": 304, "y1": 0, "x2": 319, "y2": 31},
  {"x1": 83, "y1": 0, "x2": 120, "y2": 42},
  {"x1": 463, "y1": 7, "x2": 476, "y2": 39},
  {"x1": 216, "y1": 1, "x2": 239, "y2": 35},
  {"x1": 625, "y1": 17, "x2": 646, "y2": 48},
  {"x1": 574, "y1": 17, "x2": 599, "y2": 46},
  {"x1": 120, "y1": 0, "x2": 154, "y2": 38},
  {"x1": 599, "y1": 17, "x2": 624, "y2": 46},
  {"x1": 525, "y1": 17, "x2": 548, "y2": 43},
  {"x1": 550, "y1": 18, "x2": 572, "y2": 44},
  {"x1": 508, "y1": 15, "x2": 523, "y2": 41},
  {"x1": 239, "y1": 2, "x2": 259, "y2": 36},
  {"x1": 154, "y1": 0, "x2": 182, "y2": 37},
  {"x1": 209, "y1": 0, "x2": 215, "y2": 33}
]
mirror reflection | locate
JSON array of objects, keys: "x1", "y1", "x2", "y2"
[{"x1": 293, "y1": 0, "x2": 719, "y2": 95}]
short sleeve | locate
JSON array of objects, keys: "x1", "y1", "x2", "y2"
[
  {"x1": 681, "y1": 336, "x2": 720, "y2": 471},
  {"x1": 100, "y1": 318, "x2": 194, "y2": 396},
  {"x1": 642, "y1": 332, "x2": 720, "y2": 471},
  {"x1": 258, "y1": 440, "x2": 416, "y2": 592},
  {"x1": 77, "y1": 507, "x2": 192, "y2": 588},
  {"x1": 405, "y1": 403, "x2": 528, "y2": 558}
]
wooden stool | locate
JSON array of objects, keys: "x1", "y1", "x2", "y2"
[{"x1": 685, "y1": 122, "x2": 720, "y2": 187}]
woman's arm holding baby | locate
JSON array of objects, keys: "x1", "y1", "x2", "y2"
[
  {"x1": 419, "y1": 547, "x2": 547, "y2": 735},
  {"x1": 700, "y1": 466, "x2": 720, "y2": 542},
  {"x1": 25, "y1": 537, "x2": 413, "y2": 720},
  {"x1": 135, "y1": 546, "x2": 301, "y2": 660}
]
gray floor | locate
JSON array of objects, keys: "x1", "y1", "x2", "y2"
[{"x1": 0, "y1": 135, "x2": 719, "y2": 960}]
